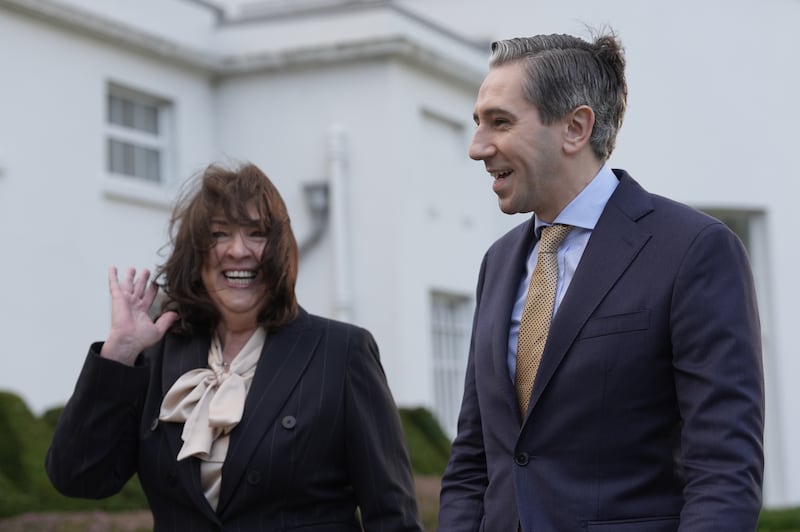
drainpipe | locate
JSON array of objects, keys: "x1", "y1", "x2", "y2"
[
  {"x1": 298, "y1": 181, "x2": 329, "y2": 258},
  {"x1": 328, "y1": 125, "x2": 354, "y2": 323}
]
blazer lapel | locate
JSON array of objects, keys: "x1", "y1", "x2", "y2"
[
  {"x1": 491, "y1": 217, "x2": 537, "y2": 419},
  {"x1": 216, "y1": 309, "x2": 321, "y2": 513},
  {"x1": 526, "y1": 173, "x2": 654, "y2": 415},
  {"x1": 158, "y1": 334, "x2": 218, "y2": 518}
]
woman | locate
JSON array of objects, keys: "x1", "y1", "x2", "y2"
[{"x1": 46, "y1": 162, "x2": 422, "y2": 531}]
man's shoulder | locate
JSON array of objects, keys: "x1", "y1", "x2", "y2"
[
  {"x1": 613, "y1": 168, "x2": 722, "y2": 229},
  {"x1": 487, "y1": 217, "x2": 531, "y2": 253}
]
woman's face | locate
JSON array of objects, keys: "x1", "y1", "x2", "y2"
[{"x1": 201, "y1": 202, "x2": 267, "y2": 329}]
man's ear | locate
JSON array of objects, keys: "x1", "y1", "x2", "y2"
[{"x1": 563, "y1": 105, "x2": 595, "y2": 155}]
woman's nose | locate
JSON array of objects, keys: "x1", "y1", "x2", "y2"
[{"x1": 227, "y1": 230, "x2": 250, "y2": 256}]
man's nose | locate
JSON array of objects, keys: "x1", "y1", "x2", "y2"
[{"x1": 469, "y1": 129, "x2": 494, "y2": 161}]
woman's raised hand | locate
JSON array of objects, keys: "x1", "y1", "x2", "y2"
[{"x1": 100, "y1": 266, "x2": 179, "y2": 366}]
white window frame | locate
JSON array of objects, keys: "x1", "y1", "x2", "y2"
[
  {"x1": 103, "y1": 82, "x2": 175, "y2": 208},
  {"x1": 431, "y1": 291, "x2": 472, "y2": 439}
]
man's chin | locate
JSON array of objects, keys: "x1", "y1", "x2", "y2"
[{"x1": 497, "y1": 200, "x2": 531, "y2": 216}]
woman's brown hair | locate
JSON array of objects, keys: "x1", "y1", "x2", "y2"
[{"x1": 157, "y1": 162, "x2": 299, "y2": 335}]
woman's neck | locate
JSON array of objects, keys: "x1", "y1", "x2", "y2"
[{"x1": 216, "y1": 322, "x2": 259, "y2": 361}]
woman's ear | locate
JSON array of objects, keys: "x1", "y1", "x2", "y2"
[{"x1": 563, "y1": 105, "x2": 595, "y2": 155}]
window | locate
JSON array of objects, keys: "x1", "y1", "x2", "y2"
[
  {"x1": 431, "y1": 291, "x2": 472, "y2": 438},
  {"x1": 106, "y1": 84, "x2": 172, "y2": 184}
]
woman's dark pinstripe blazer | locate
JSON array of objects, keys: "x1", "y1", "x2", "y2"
[{"x1": 46, "y1": 308, "x2": 422, "y2": 531}]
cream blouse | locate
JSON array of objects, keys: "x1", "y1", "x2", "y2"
[{"x1": 158, "y1": 327, "x2": 266, "y2": 510}]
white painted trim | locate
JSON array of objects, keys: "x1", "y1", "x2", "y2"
[{"x1": 0, "y1": 0, "x2": 486, "y2": 86}]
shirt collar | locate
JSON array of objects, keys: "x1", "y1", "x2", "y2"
[{"x1": 534, "y1": 163, "x2": 619, "y2": 236}]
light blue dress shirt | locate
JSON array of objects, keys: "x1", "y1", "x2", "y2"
[{"x1": 507, "y1": 164, "x2": 620, "y2": 382}]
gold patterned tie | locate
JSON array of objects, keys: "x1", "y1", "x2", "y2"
[{"x1": 515, "y1": 224, "x2": 573, "y2": 418}]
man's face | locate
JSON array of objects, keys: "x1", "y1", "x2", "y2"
[{"x1": 469, "y1": 61, "x2": 565, "y2": 216}]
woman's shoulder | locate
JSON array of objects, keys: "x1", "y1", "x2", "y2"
[
  {"x1": 293, "y1": 307, "x2": 356, "y2": 330},
  {"x1": 294, "y1": 310, "x2": 377, "y2": 356}
]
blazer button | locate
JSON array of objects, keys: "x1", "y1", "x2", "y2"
[
  {"x1": 515, "y1": 453, "x2": 530, "y2": 467},
  {"x1": 166, "y1": 471, "x2": 178, "y2": 486},
  {"x1": 281, "y1": 415, "x2": 297, "y2": 429},
  {"x1": 247, "y1": 469, "x2": 261, "y2": 485},
  {"x1": 149, "y1": 418, "x2": 159, "y2": 431}
]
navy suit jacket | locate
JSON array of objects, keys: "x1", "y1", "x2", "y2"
[
  {"x1": 439, "y1": 170, "x2": 764, "y2": 532},
  {"x1": 47, "y1": 309, "x2": 422, "y2": 531}
]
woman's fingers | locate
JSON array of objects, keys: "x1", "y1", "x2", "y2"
[
  {"x1": 107, "y1": 266, "x2": 117, "y2": 294},
  {"x1": 133, "y1": 268, "x2": 151, "y2": 300},
  {"x1": 142, "y1": 278, "x2": 161, "y2": 308},
  {"x1": 109, "y1": 266, "x2": 159, "y2": 309},
  {"x1": 119, "y1": 267, "x2": 137, "y2": 293},
  {"x1": 111, "y1": 267, "x2": 149, "y2": 296},
  {"x1": 154, "y1": 311, "x2": 179, "y2": 336}
]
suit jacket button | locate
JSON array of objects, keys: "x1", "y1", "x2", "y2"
[
  {"x1": 281, "y1": 415, "x2": 296, "y2": 429},
  {"x1": 166, "y1": 472, "x2": 178, "y2": 486},
  {"x1": 149, "y1": 418, "x2": 159, "y2": 431},
  {"x1": 515, "y1": 453, "x2": 530, "y2": 466},
  {"x1": 247, "y1": 469, "x2": 261, "y2": 485}
]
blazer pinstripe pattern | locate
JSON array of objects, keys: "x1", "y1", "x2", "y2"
[{"x1": 47, "y1": 308, "x2": 422, "y2": 531}]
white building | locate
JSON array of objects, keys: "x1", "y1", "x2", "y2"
[{"x1": 0, "y1": 0, "x2": 796, "y2": 508}]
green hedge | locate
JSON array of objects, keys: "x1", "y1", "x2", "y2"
[
  {"x1": 759, "y1": 506, "x2": 800, "y2": 531},
  {"x1": 398, "y1": 406, "x2": 451, "y2": 476},
  {"x1": 0, "y1": 391, "x2": 147, "y2": 518}
]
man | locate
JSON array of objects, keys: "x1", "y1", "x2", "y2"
[{"x1": 438, "y1": 32, "x2": 764, "y2": 531}]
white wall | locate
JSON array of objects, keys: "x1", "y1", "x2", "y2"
[{"x1": 0, "y1": 7, "x2": 217, "y2": 416}]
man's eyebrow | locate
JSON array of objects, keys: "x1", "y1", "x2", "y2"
[{"x1": 474, "y1": 107, "x2": 515, "y2": 123}]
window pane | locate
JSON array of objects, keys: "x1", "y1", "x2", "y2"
[
  {"x1": 133, "y1": 102, "x2": 159, "y2": 134},
  {"x1": 108, "y1": 94, "x2": 124, "y2": 126},
  {"x1": 122, "y1": 142, "x2": 135, "y2": 177},
  {"x1": 108, "y1": 138, "x2": 132, "y2": 176},
  {"x1": 122, "y1": 99, "x2": 135, "y2": 129},
  {"x1": 140, "y1": 145, "x2": 161, "y2": 182},
  {"x1": 107, "y1": 92, "x2": 159, "y2": 134},
  {"x1": 108, "y1": 139, "x2": 161, "y2": 183},
  {"x1": 431, "y1": 292, "x2": 471, "y2": 438}
]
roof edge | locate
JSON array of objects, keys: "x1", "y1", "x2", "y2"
[{"x1": 1, "y1": 0, "x2": 486, "y2": 86}]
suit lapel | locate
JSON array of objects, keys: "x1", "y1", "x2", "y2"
[
  {"x1": 526, "y1": 173, "x2": 654, "y2": 415},
  {"x1": 491, "y1": 217, "x2": 537, "y2": 419},
  {"x1": 217, "y1": 309, "x2": 321, "y2": 513},
  {"x1": 158, "y1": 334, "x2": 217, "y2": 518}
]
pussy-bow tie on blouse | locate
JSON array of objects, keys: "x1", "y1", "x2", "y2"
[{"x1": 158, "y1": 328, "x2": 265, "y2": 461}]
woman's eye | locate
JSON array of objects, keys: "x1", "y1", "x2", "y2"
[
  {"x1": 211, "y1": 231, "x2": 228, "y2": 239},
  {"x1": 250, "y1": 230, "x2": 267, "y2": 238}
]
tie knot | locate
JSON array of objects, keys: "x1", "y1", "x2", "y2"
[{"x1": 538, "y1": 224, "x2": 572, "y2": 253}]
